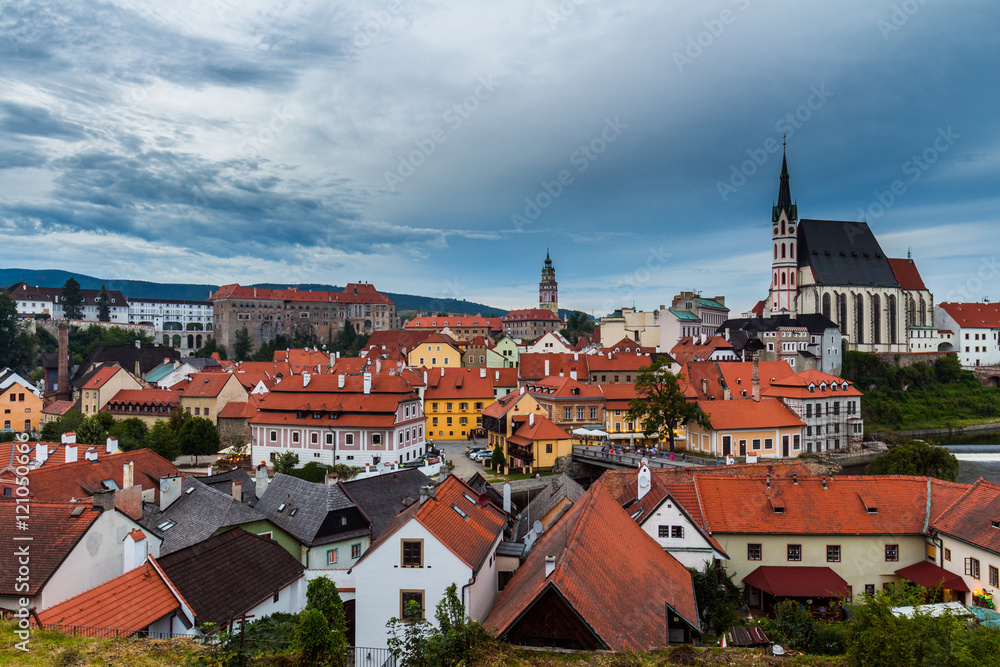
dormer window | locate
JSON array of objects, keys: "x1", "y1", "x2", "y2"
[{"x1": 808, "y1": 383, "x2": 816, "y2": 393}]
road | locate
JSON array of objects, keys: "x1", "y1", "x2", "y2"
[{"x1": 432, "y1": 438, "x2": 493, "y2": 480}]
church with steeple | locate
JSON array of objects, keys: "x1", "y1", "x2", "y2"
[
  {"x1": 764, "y1": 149, "x2": 944, "y2": 354},
  {"x1": 539, "y1": 249, "x2": 558, "y2": 313}
]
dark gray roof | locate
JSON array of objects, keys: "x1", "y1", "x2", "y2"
[
  {"x1": 256, "y1": 473, "x2": 360, "y2": 545},
  {"x1": 341, "y1": 468, "x2": 432, "y2": 539},
  {"x1": 72, "y1": 344, "x2": 180, "y2": 385},
  {"x1": 515, "y1": 474, "x2": 585, "y2": 542},
  {"x1": 466, "y1": 472, "x2": 504, "y2": 510},
  {"x1": 143, "y1": 477, "x2": 267, "y2": 555},
  {"x1": 797, "y1": 219, "x2": 900, "y2": 288},
  {"x1": 496, "y1": 541, "x2": 526, "y2": 558},
  {"x1": 201, "y1": 468, "x2": 258, "y2": 506},
  {"x1": 718, "y1": 313, "x2": 838, "y2": 337}
]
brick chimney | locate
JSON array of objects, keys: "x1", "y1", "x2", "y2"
[{"x1": 106, "y1": 437, "x2": 120, "y2": 455}]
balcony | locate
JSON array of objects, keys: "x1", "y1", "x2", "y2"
[{"x1": 507, "y1": 442, "x2": 534, "y2": 462}]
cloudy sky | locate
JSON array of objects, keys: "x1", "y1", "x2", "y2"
[{"x1": 1, "y1": 1, "x2": 998, "y2": 316}]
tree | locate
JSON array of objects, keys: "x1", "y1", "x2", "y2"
[
  {"x1": 273, "y1": 451, "x2": 299, "y2": 475},
  {"x1": 178, "y1": 416, "x2": 220, "y2": 466},
  {"x1": 559, "y1": 310, "x2": 595, "y2": 345},
  {"x1": 296, "y1": 607, "x2": 336, "y2": 665},
  {"x1": 61, "y1": 278, "x2": 84, "y2": 320},
  {"x1": 233, "y1": 327, "x2": 253, "y2": 361},
  {"x1": 305, "y1": 578, "x2": 348, "y2": 665},
  {"x1": 146, "y1": 420, "x2": 180, "y2": 461},
  {"x1": 871, "y1": 440, "x2": 960, "y2": 481},
  {"x1": 167, "y1": 406, "x2": 191, "y2": 434},
  {"x1": 626, "y1": 356, "x2": 707, "y2": 452},
  {"x1": 689, "y1": 561, "x2": 741, "y2": 634},
  {"x1": 0, "y1": 292, "x2": 35, "y2": 375},
  {"x1": 194, "y1": 336, "x2": 226, "y2": 359},
  {"x1": 386, "y1": 600, "x2": 431, "y2": 665},
  {"x1": 109, "y1": 417, "x2": 148, "y2": 451},
  {"x1": 39, "y1": 408, "x2": 85, "y2": 442},
  {"x1": 491, "y1": 445, "x2": 505, "y2": 471},
  {"x1": 76, "y1": 413, "x2": 115, "y2": 445},
  {"x1": 96, "y1": 284, "x2": 111, "y2": 322}
]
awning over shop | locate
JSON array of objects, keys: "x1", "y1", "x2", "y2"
[
  {"x1": 571, "y1": 428, "x2": 610, "y2": 437},
  {"x1": 742, "y1": 566, "x2": 850, "y2": 598},
  {"x1": 895, "y1": 560, "x2": 970, "y2": 592}
]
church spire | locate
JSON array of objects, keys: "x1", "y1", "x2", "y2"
[{"x1": 772, "y1": 141, "x2": 797, "y2": 223}]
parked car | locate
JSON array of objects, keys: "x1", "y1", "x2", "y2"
[
  {"x1": 471, "y1": 449, "x2": 493, "y2": 462},
  {"x1": 466, "y1": 447, "x2": 485, "y2": 459}
]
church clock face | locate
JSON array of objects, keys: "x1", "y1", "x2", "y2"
[
  {"x1": 773, "y1": 226, "x2": 779, "y2": 236},
  {"x1": 788, "y1": 225, "x2": 795, "y2": 234}
]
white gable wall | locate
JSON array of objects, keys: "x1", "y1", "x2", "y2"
[{"x1": 639, "y1": 499, "x2": 718, "y2": 570}]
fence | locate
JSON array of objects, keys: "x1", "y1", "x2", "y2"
[{"x1": 572, "y1": 444, "x2": 712, "y2": 468}]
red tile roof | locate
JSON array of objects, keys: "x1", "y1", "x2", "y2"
[
  {"x1": 366, "y1": 329, "x2": 432, "y2": 352},
  {"x1": 28, "y1": 449, "x2": 179, "y2": 503},
  {"x1": 488, "y1": 367, "x2": 519, "y2": 388},
  {"x1": 81, "y1": 365, "x2": 123, "y2": 390},
  {"x1": 669, "y1": 336, "x2": 734, "y2": 366},
  {"x1": 938, "y1": 302, "x2": 1000, "y2": 329},
  {"x1": 762, "y1": 369, "x2": 863, "y2": 400},
  {"x1": 406, "y1": 316, "x2": 495, "y2": 329},
  {"x1": 514, "y1": 414, "x2": 572, "y2": 442},
  {"x1": 104, "y1": 389, "x2": 179, "y2": 409},
  {"x1": 931, "y1": 479, "x2": 1000, "y2": 556},
  {"x1": 598, "y1": 384, "x2": 640, "y2": 409},
  {"x1": 485, "y1": 483, "x2": 698, "y2": 651},
  {"x1": 173, "y1": 373, "x2": 244, "y2": 398},
  {"x1": 424, "y1": 368, "x2": 495, "y2": 400},
  {"x1": 586, "y1": 353, "x2": 653, "y2": 373},
  {"x1": 37, "y1": 558, "x2": 189, "y2": 632},
  {"x1": 518, "y1": 353, "x2": 589, "y2": 382},
  {"x1": 695, "y1": 398, "x2": 804, "y2": 430},
  {"x1": 524, "y1": 375, "x2": 603, "y2": 399},
  {"x1": 481, "y1": 390, "x2": 528, "y2": 419},
  {"x1": 218, "y1": 399, "x2": 259, "y2": 420},
  {"x1": 502, "y1": 309, "x2": 563, "y2": 322},
  {"x1": 743, "y1": 566, "x2": 849, "y2": 598},
  {"x1": 42, "y1": 400, "x2": 76, "y2": 416},
  {"x1": 355, "y1": 475, "x2": 506, "y2": 571},
  {"x1": 715, "y1": 361, "x2": 796, "y2": 399},
  {"x1": 210, "y1": 283, "x2": 393, "y2": 305},
  {"x1": 0, "y1": 501, "x2": 100, "y2": 595},
  {"x1": 888, "y1": 257, "x2": 928, "y2": 291}
]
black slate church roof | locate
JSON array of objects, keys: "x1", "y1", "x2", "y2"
[{"x1": 796, "y1": 219, "x2": 901, "y2": 288}]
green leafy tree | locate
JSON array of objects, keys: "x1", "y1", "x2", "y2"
[
  {"x1": 305, "y1": 578, "x2": 348, "y2": 665},
  {"x1": 273, "y1": 451, "x2": 299, "y2": 475},
  {"x1": 296, "y1": 607, "x2": 336, "y2": 665},
  {"x1": 491, "y1": 445, "x2": 505, "y2": 471},
  {"x1": 626, "y1": 356, "x2": 707, "y2": 452},
  {"x1": 96, "y1": 284, "x2": 111, "y2": 322},
  {"x1": 167, "y1": 406, "x2": 191, "y2": 434},
  {"x1": 559, "y1": 310, "x2": 595, "y2": 345},
  {"x1": 109, "y1": 417, "x2": 148, "y2": 451},
  {"x1": 146, "y1": 420, "x2": 180, "y2": 461},
  {"x1": 233, "y1": 327, "x2": 253, "y2": 361},
  {"x1": 39, "y1": 408, "x2": 85, "y2": 441},
  {"x1": 194, "y1": 336, "x2": 227, "y2": 359},
  {"x1": 178, "y1": 416, "x2": 220, "y2": 466},
  {"x1": 0, "y1": 292, "x2": 35, "y2": 375},
  {"x1": 871, "y1": 440, "x2": 960, "y2": 481},
  {"x1": 76, "y1": 413, "x2": 116, "y2": 445},
  {"x1": 386, "y1": 600, "x2": 431, "y2": 665},
  {"x1": 61, "y1": 278, "x2": 84, "y2": 320},
  {"x1": 689, "y1": 561, "x2": 741, "y2": 634}
]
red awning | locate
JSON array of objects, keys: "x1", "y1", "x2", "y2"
[
  {"x1": 742, "y1": 566, "x2": 849, "y2": 598},
  {"x1": 895, "y1": 560, "x2": 970, "y2": 592}
]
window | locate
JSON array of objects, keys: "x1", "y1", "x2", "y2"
[
  {"x1": 671, "y1": 525, "x2": 683, "y2": 539},
  {"x1": 564, "y1": 408, "x2": 572, "y2": 420},
  {"x1": 345, "y1": 433, "x2": 354, "y2": 445},
  {"x1": 577, "y1": 407, "x2": 585, "y2": 420},
  {"x1": 273, "y1": 591, "x2": 280, "y2": 603},
  {"x1": 787, "y1": 544, "x2": 802, "y2": 561},
  {"x1": 827, "y1": 545, "x2": 841, "y2": 562},
  {"x1": 402, "y1": 540, "x2": 423, "y2": 567},
  {"x1": 194, "y1": 407, "x2": 200, "y2": 416},
  {"x1": 327, "y1": 549, "x2": 338, "y2": 565},
  {"x1": 590, "y1": 407, "x2": 597, "y2": 420},
  {"x1": 764, "y1": 438, "x2": 773, "y2": 450},
  {"x1": 352, "y1": 543, "x2": 362, "y2": 559},
  {"x1": 945, "y1": 548, "x2": 952, "y2": 562},
  {"x1": 292, "y1": 432, "x2": 300, "y2": 443},
  {"x1": 991, "y1": 566, "x2": 999, "y2": 588},
  {"x1": 498, "y1": 570, "x2": 515, "y2": 592},
  {"x1": 327, "y1": 433, "x2": 334, "y2": 445},
  {"x1": 658, "y1": 525, "x2": 670, "y2": 538},
  {"x1": 459, "y1": 403, "x2": 468, "y2": 411},
  {"x1": 966, "y1": 557, "x2": 981, "y2": 580},
  {"x1": 752, "y1": 439, "x2": 761, "y2": 451},
  {"x1": 748, "y1": 543, "x2": 762, "y2": 561},
  {"x1": 270, "y1": 430, "x2": 277, "y2": 442},
  {"x1": 545, "y1": 443, "x2": 553, "y2": 454},
  {"x1": 400, "y1": 590, "x2": 424, "y2": 618},
  {"x1": 885, "y1": 544, "x2": 899, "y2": 562},
  {"x1": 865, "y1": 584, "x2": 875, "y2": 596}
]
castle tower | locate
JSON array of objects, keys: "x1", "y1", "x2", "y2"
[
  {"x1": 769, "y1": 146, "x2": 798, "y2": 315},
  {"x1": 539, "y1": 249, "x2": 558, "y2": 313}
]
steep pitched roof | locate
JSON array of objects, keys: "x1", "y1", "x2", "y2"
[
  {"x1": 524, "y1": 375, "x2": 603, "y2": 399},
  {"x1": 715, "y1": 360, "x2": 796, "y2": 399},
  {"x1": 888, "y1": 257, "x2": 929, "y2": 291},
  {"x1": 81, "y1": 365, "x2": 124, "y2": 390},
  {"x1": 485, "y1": 483, "x2": 698, "y2": 651},
  {"x1": 931, "y1": 479, "x2": 1000, "y2": 557},
  {"x1": 173, "y1": 373, "x2": 243, "y2": 398},
  {"x1": 103, "y1": 389, "x2": 179, "y2": 409},
  {"x1": 515, "y1": 474, "x2": 584, "y2": 541},
  {"x1": 587, "y1": 353, "x2": 653, "y2": 373},
  {"x1": 341, "y1": 469, "x2": 432, "y2": 539},
  {"x1": 37, "y1": 558, "x2": 190, "y2": 632},
  {"x1": 517, "y1": 353, "x2": 589, "y2": 382},
  {"x1": 156, "y1": 528, "x2": 304, "y2": 629},
  {"x1": 41, "y1": 400, "x2": 76, "y2": 416},
  {"x1": 797, "y1": 219, "x2": 900, "y2": 287},
  {"x1": 513, "y1": 415, "x2": 572, "y2": 442},
  {"x1": 0, "y1": 502, "x2": 100, "y2": 595},
  {"x1": 143, "y1": 477, "x2": 266, "y2": 555},
  {"x1": 424, "y1": 367, "x2": 496, "y2": 400},
  {"x1": 502, "y1": 309, "x2": 563, "y2": 322},
  {"x1": 29, "y1": 449, "x2": 179, "y2": 502},
  {"x1": 210, "y1": 283, "x2": 393, "y2": 305},
  {"x1": 762, "y1": 369, "x2": 863, "y2": 400},
  {"x1": 256, "y1": 474, "x2": 364, "y2": 546},
  {"x1": 695, "y1": 398, "x2": 804, "y2": 430},
  {"x1": 669, "y1": 336, "x2": 734, "y2": 366}
]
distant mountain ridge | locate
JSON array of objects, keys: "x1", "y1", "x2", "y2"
[{"x1": 0, "y1": 269, "x2": 508, "y2": 317}]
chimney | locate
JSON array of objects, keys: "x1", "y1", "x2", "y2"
[
  {"x1": 62, "y1": 431, "x2": 77, "y2": 445},
  {"x1": 123, "y1": 461, "x2": 134, "y2": 489},
  {"x1": 232, "y1": 480, "x2": 243, "y2": 503},
  {"x1": 326, "y1": 472, "x2": 339, "y2": 486},
  {"x1": 570, "y1": 370, "x2": 577, "y2": 380},
  {"x1": 64, "y1": 443, "x2": 78, "y2": 464},
  {"x1": 338, "y1": 374, "x2": 345, "y2": 389},
  {"x1": 35, "y1": 443, "x2": 49, "y2": 464},
  {"x1": 376, "y1": 359, "x2": 382, "y2": 374},
  {"x1": 751, "y1": 355, "x2": 760, "y2": 402},
  {"x1": 123, "y1": 530, "x2": 147, "y2": 571},
  {"x1": 440, "y1": 366, "x2": 445, "y2": 377},
  {"x1": 544, "y1": 360, "x2": 550, "y2": 376},
  {"x1": 439, "y1": 464, "x2": 449, "y2": 480},
  {"x1": 529, "y1": 412, "x2": 535, "y2": 426},
  {"x1": 255, "y1": 464, "x2": 270, "y2": 498},
  {"x1": 135, "y1": 339, "x2": 141, "y2": 349},
  {"x1": 330, "y1": 352, "x2": 335, "y2": 366},
  {"x1": 106, "y1": 437, "x2": 120, "y2": 455},
  {"x1": 419, "y1": 484, "x2": 435, "y2": 504},
  {"x1": 700, "y1": 333, "x2": 706, "y2": 345},
  {"x1": 92, "y1": 489, "x2": 115, "y2": 511},
  {"x1": 574, "y1": 352, "x2": 579, "y2": 361},
  {"x1": 503, "y1": 482, "x2": 511, "y2": 514},
  {"x1": 58, "y1": 323, "x2": 70, "y2": 396},
  {"x1": 544, "y1": 555, "x2": 556, "y2": 578},
  {"x1": 84, "y1": 447, "x2": 98, "y2": 462},
  {"x1": 495, "y1": 370, "x2": 499, "y2": 381},
  {"x1": 637, "y1": 464, "x2": 652, "y2": 501},
  {"x1": 480, "y1": 368, "x2": 486, "y2": 378},
  {"x1": 363, "y1": 372, "x2": 372, "y2": 395},
  {"x1": 159, "y1": 475, "x2": 181, "y2": 511},
  {"x1": 822, "y1": 476, "x2": 827, "y2": 489},
  {"x1": 302, "y1": 371, "x2": 311, "y2": 388}
]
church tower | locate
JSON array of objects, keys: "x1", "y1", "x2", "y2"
[
  {"x1": 539, "y1": 249, "x2": 558, "y2": 313},
  {"x1": 769, "y1": 147, "x2": 798, "y2": 315}
]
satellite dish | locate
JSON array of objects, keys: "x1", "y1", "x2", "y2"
[
  {"x1": 532, "y1": 520, "x2": 544, "y2": 535},
  {"x1": 478, "y1": 493, "x2": 490, "y2": 507},
  {"x1": 375, "y1": 461, "x2": 385, "y2": 472},
  {"x1": 638, "y1": 466, "x2": 651, "y2": 490}
]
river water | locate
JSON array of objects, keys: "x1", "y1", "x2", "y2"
[{"x1": 934, "y1": 440, "x2": 1000, "y2": 485}]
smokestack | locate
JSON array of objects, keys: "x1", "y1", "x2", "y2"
[
  {"x1": 570, "y1": 370, "x2": 577, "y2": 380},
  {"x1": 84, "y1": 447, "x2": 98, "y2": 462},
  {"x1": 480, "y1": 368, "x2": 486, "y2": 378},
  {"x1": 58, "y1": 323, "x2": 69, "y2": 396},
  {"x1": 232, "y1": 480, "x2": 243, "y2": 503},
  {"x1": 376, "y1": 359, "x2": 381, "y2": 374},
  {"x1": 529, "y1": 412, "x2": 535, "y2": 426},
  {"x1": 545, "y1": 555, "x2": 556, "y2": 578},
  {"x1": 123, "y1": 529, "x2": 147, "y2": 572},
  {"x1": 106, "y1": 437, "x2": 120, "y2": 455},
  {"x1": 419, "y1": 484, "x2": 435, "y2": 504},
  {"x1": 544, "y1": 359, "x2": 550, "y2": 376}
]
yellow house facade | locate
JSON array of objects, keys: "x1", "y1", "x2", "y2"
[
  {"x1": 423, "y1": 367, "x2": 495, "y2": 439},
  {"x1": 1, "y1": 382, "x2": 44, "y2": 432},
  {"x1": 407, "y1": 333, "x2": 463, "y2": 370},
  {"x1": 481, "y1": 391, "x2": 571, "y2": 473},
  {"x1": 684, "y1": 399, "x2": 805, "y2": 458}
]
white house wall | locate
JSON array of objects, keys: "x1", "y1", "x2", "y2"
[{"x1": 639, "y1": 500, "x2": 718, "y2": 570}]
